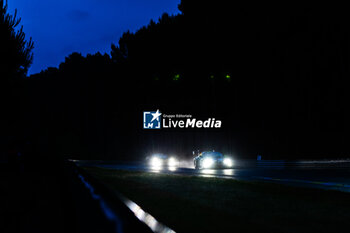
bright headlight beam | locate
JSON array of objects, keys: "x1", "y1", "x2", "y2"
[
  {"x1": 223, "y1": 158, "x2": 233, "y2": 167},
  {"x1": 168, "y1": 157, "x2": 177, "y2": 167},
  {"x1": 150, "y1": 157, "x2": 162, "y2": 167},
  {"x1": 202, "y1": 158, "x2": 214, "y2": 169}
]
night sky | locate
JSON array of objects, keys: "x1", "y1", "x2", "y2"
[{"x1": 8, "y1": 0, "x2": 180, "y2": 75}]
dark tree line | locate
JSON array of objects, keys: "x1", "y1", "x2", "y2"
[{"x1": 4, "y1": 1, "x2": 350, "y2": 161}]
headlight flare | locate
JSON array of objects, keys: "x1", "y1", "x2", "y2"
[
  {"x1": 202, "y1": 158, "x2": 214, "y2": 169},
  {"x1": 168, "y1": 157, "x2": 178, "y2": 167},
  {"x1": 223, "y1": 158, "x2": 233, "y2": 167},
  {"x1": 150, "y1": 157, "x2": 163, "y2": 167}
]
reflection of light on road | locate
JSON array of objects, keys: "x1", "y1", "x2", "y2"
[
  {"x1": 150, "y1": 166, "x2": 162, "y2": 172},
  {"x1": 125, "y1": 200, "x2": 175, "y2": 233},
  {"x1": 200, "y1": 169, "x2": 217, "y2": 175},
  {"x1": 150, "y1": 166, "x2": 177, "y2": 173},
  {"x1": 198, "y1": 169, "x2": 235, "y2": 178},
  {"x1": 223, "y1": 169, "x2": 234, "y2": 176}
]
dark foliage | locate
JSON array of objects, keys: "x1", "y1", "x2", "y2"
[
  {"x1": 0, "y1": 0, "x2": 33, "y2": 79},
  {"x1": 1, "y1": 0, "x2": 34, "y2": 161}
]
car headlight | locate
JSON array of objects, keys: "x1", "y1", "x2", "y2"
[
  {"x1": 223, "y1": 158, "x2": 233, "y2": 167},
  {"x1": 168, "y1": 157, "x2": 178, "y2": 167},
  {"x1": 150, "y1": 157, "x2": 162, "y2": 167},
  {"x1": 202, "y1": 158, "x2": 214, "y2": 168}
]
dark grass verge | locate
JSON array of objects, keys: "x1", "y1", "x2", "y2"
[{"x1": 82, "y1": 167, "x2": 350, "y2": 233}]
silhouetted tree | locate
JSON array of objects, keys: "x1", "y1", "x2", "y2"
[{"x1": 0, "y1": 0, "x2": 33, "y2": 79}]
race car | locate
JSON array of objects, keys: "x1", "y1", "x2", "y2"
[
  {"x1": 146, "y1": 154, "x2": 178, "y2": 168},
  {"x1": 193, "y1": 151, "x2": 233, "y2": 169}
]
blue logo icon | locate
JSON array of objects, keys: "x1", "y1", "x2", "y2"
[{"x1": 143, "y1": 110, "x2": 162, "y2": 129}]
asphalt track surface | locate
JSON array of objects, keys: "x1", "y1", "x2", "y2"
[{"x1": 76, "y1": 160, "x2": 350, "y2": 193}]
